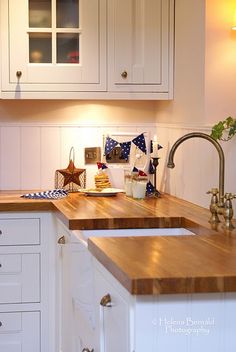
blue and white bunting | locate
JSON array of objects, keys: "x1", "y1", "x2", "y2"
[
  {"x1": 146, "y1": 181, "x2": 155, "y2": 195},
  {"x1": 132, "y1": 133, "x2": 147, "y2": 154},
  {"x1": 21, "y1": 189, "x2": 68, "y2": 200},
  {"x1": 104, "y1": 136, "x2": 119, "y2": 155},
  {"x1": 120, "y1": 141, "x2": 131, "y2": 160}
]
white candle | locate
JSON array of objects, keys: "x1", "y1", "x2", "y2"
[{"x1": 152, "y1": 135, "x2": 158, "y2": 157}]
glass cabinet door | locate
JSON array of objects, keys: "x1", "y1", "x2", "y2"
[{"x1": 28, "y1": 0, "x2": 80, "y2": 64}]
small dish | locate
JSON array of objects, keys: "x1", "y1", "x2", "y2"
[{"x1": 79, "y1": 188, "x2": 124, "y2": 197}]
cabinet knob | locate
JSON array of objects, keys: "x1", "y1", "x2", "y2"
[
  {"x1": 57, "y1": 236, "x2": 66, "y2": 244},
  {"x1": 121, "y1": 70, "x2": 128, "y2": 79},
  {"x1": 82, "y1": 349, "x2": 94, "y2": 352},
  {"x1": 16, "y1": 71, "x2": 22, "y2": 79},
  {"x1": 100, "y1": 293, "x2": 112, "y2": 307}
]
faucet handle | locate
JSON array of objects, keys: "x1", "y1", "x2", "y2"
[
  {"x1": 224, "y1": 193, "x2": 236, "y2": 201},
  {"x1": 207, "y1": 188, "x2": 219, "y2": 195}
]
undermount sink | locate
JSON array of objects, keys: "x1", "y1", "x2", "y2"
[{"x1": 74, "y1": 227, "x2": 195, "y2": 244}]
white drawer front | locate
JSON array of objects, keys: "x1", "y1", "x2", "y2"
[
  {"x1": 0, "y1": 311, "x2": 40, "y2": 352},
  {"x1": 0, "y1": 254, "x2": 40, "y2": 303},
  {"x1": 0, "y1": 219, "x2": 40, "y2": 246}
]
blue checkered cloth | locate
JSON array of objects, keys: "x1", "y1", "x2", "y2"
[{"x1": 21, "y1": 189, "x2": 68, "y2": 199}]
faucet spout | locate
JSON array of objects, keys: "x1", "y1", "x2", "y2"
[{"x1": 167, "y1": 132, "x2": 225, "y2": 206}]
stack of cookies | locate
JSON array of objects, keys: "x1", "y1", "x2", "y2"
[{"x1": 94, "y1": 172, "x2": 111, "y2": 190}]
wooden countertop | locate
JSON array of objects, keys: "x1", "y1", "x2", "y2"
[{"x1": 1, "y1": 191, "x2": 236, "y2": 295}]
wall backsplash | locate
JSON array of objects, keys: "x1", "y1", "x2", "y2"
[
  {"x1": 1, "y1": 121, "x2": 235, "y2": 216},
  {"x1": 0, "y1": 123, "x2": 155, "y2": 191}
]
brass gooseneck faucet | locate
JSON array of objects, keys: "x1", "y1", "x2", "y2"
[{"x1": 167, "y1": 132, "x2": 236, "y2": 229}]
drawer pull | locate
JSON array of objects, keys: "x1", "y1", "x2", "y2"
[
  {"x1": 0, "y1": 230, "x2": 2, "y2": 235},
  {"x1": 58, "y1": 236, "x2": 66, "y2": 244},
  {"x1": 100, "y1": 293, "x2": 112, "y2": 307},
  {"x1": 16, "y1": 71, "x2": 22, "y2": 79},
  {"x1": 121, "y1": 70, "x2": 128, "y2": 79},
  {"x1": 82, "y1": 349, "x2": 94, "y2": 352},
  {"x1": 0, "y1": 263, "x2": 2, "y2": 268},
  {"x1": 0, "y1": 321, "x2": 2, "y2": 327}
]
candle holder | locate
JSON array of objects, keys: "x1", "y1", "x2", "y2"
[{"x1": 151, "y1": 157, "x2": 161, "y2": 197}]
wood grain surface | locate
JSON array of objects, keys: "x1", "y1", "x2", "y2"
[{"x1": 1, "y1": 191, "x2": 236, "y2": 294}]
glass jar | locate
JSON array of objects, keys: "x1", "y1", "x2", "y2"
[
  {"x1": 132, "y1": 176, "x2": 147, "y2": 199},
  {"x1": 124, "y1": 173, "x2": 133, "y2": 197}
]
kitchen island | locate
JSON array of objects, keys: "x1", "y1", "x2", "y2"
[{"x1": 0, "y1": 192, "x2": 236, "y2": 352}]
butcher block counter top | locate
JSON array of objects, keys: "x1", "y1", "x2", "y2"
[{"x1": 0, "y1": 191, "x2": 236, "y2": 295}]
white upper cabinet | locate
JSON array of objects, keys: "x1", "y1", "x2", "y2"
[
  {"x1": 1, "y1": 0, "x2": 106, "y2": 96},
  {"x1": 108, "y1": 0, "x2": 174, "y2": 98},
  {"x1": 0, "y1": 0, "x2": 174, "y2": 99}
]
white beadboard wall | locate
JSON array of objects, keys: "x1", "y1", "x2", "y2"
[
  {"x1": 0, "y1": 123, "x2": 155, "y2": 191},
  {"x1": 156, "y1": 123, "x2": 236, "y2": 215},
  {"x1": 0, "y1": 122, "x2": 235, "y2": 217}
]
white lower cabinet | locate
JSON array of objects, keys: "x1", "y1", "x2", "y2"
[
  {"x1": 56, "y1": 222, "x2": 96, "y2": 352},
  {"x1": 94, "y1": 261, "x2": 131, "y2": 352},
  {"x1": 93, "y1": 259, "x2": 236, "y2": 352},
  {"x1": 0, "y1": 213, "x2": 56, "y2": 352},
  {"x1": 0, "y1": 311, "x2": 40, "y2": 352}
]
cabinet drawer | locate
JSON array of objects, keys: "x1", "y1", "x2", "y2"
[
  {"x1": 0, "y1": 254, "x2": 40, "y2": 304},
  {"x1": 0, "y1": 219, "x2": 40, "y2": 246},
  {"x1": 0, "y1": 311, "x2": 40, "y2": 352}
]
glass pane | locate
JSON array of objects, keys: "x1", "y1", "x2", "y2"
[
  {"x1": 56, "y1": 0, "x2": 79, "y2": 28},
  {"x1": 57, "y1": 33, "x2": 79, "y2": 63},
  {"x1": 29, "y1": 0, "x2": 51, "y2": 28},
  {"x1": 29, "y1": 33, "x2": 52, "y2": 63}
]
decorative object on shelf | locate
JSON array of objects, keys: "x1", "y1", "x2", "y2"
[
  {"x1": 21, "y1": 189, "x2": 68, "y2": 200},
  {"x1": 55, "y1": 147, "x2": 86, "y2": 192},
  {"x1": 211, "y1": 116, "x2": 236, "y2": 141}
]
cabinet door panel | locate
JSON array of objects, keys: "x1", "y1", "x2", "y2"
[
  {"x1": 0, "y1": 311, "x2": 40, "y2": 352},
  {"x1": 0, "y1": 253, "x2": 40, "y2": 303},
  {"x1": 2, "y1": 0, "x2": 106, "y2": 92},
  {"x1": 0, "y1": 218, "x2": 40, "y2": 246},
  {"x1": 108, "y1": 0, "x2": 172, "y2": 92},
  {"x1": 94, "y1": 267, "x2": 130, "y2": 352}
]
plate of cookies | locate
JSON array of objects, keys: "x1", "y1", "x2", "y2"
[{"x1": 79, "y1": 188, "x2": 124, "y2": 197}]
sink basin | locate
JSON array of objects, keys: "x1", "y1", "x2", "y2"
[{"x1": 74, "y1": 227, "x2": 195, "y2": 244}]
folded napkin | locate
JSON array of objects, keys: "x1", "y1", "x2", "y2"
[{"x1": 21, "y1": 189, "x2": 68, "y2": 199}]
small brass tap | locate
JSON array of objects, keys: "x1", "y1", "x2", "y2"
[{"x1": 223, "y1": 193, "x2": 236, "y2": 230}]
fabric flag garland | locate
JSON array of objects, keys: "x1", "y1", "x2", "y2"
[
  {"x1": 97, "y1": 162, "x2": 108, "y2": 170},
  {"x1": 104, "y1": 136, "x2": 119, "y2": 155},
  {"x1": 132, "y1": 133, "x2": 147, "y2": 154},
  {"x1": 138, "y1": 170, "x2": 147, "y2": 177},
  {"x1": 132, "y1": 166, "x2": 139, "y2": 173},
  {"x1": 158, "y1": 144, "x2": 163, "y2": 151},
  {"x1": 146, "y1": 181, "x2": 155, "y2": 195},
  {"x1": 120, "y1": 141, "x2": 131, "y2": 160}
]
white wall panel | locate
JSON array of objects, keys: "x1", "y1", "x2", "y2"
[
  {"x1": 0, "y1": 127, "x2": 21, "y2": 189},
  {"x1": 41, "y1": 127, "x2": 61, "y2": 189},
  {"x1": 21, "y1": 127, "x2": 41, "y2": 190}
]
